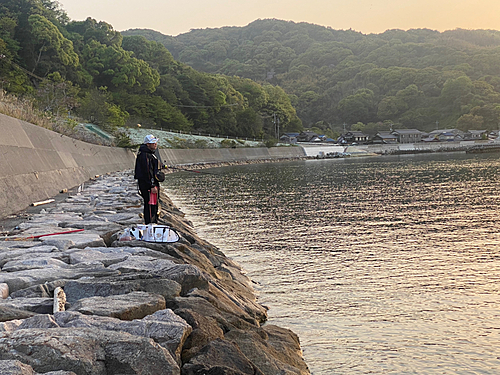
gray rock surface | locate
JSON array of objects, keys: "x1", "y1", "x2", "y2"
[
  {"x1": 0, "y1": 360, "x2": 36, "y2": 375},
  {"x1": 0, "y1": 306, "x2": 36, "y2": 322},
  {"x1": 0, "y1": 171, "x2": 310, "y2": 375},
  {"x1": 39, "y1": 232, "x2": 106, "y2": 248},
  {"x1": 68, "y1": 291, "x2": 166, "y2": 320},
  {"x1": 182, "y1": 338, "x2": 264, "y2": 375},
  {"x1": 0, "y1": 328, "x2": 180, "y2": 375},
  {"x1": 67, "y1": 248, "x2": 129, "y2": 266},
  {"x1": 2, "y1": 258, "x2": 70, "y2": 272},
  {"x1": 0, "y1": 359, "x2": 77, "y2": 375},
  {"x1": 63, "y1": 275, "x2": 181, "y2": 303},
  {"x1": 0, "y1": 265, "x2": 120, "y2": 292},
  {"x1": 0, "y1": 246, "x2": 60, "y2": 267},
  {"x1": 0, "y1": 297, "x2": 54, "y2": 314}
]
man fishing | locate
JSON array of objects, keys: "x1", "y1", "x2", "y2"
[{"x1": 134, "y1": 134, "x2": 164, "y2": 224}]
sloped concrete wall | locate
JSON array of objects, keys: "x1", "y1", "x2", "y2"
[
  {"x1": 158, "y1": 145, "x2": 304, "y2": 165},
  {"x1": 0, "y1": 114, "x2": 137, "y2": 218},
  {"x1": 0, "y1": 114, "x2": 306, "y2": 218}
]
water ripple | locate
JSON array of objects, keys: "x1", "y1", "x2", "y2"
[{"x1": 165, "y1": 152, "x2": 500, "y2": 374}]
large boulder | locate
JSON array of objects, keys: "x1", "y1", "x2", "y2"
[
  {"x1": 188, "y1": 282, "x2": 267, "y2": 325},
  {"x1": 11, "y1": 310, "x2": 192, "y2": 365},
  {"x1": 2, "y1": 258, "x2": 70, "y2": 272},
  {"x1": 54, "y1": 310, "x2": 191, "y2": 363},
  {"x1": 225, "y1": 326, "x2": 309, "y2": 375},
  {"x1": 169, "y1": 296, "x2": 253, "y2": 333},
  {"x1": 0, "y1": 320, "x2": 23, "y2": 333},
  {"x1": 68, "y1": 291, "x2": 166, "y2": 320},
  {"x1": 154, "y1": 264, "x2": 211, "y2": 295},
  {"x1": 0, "y1": 246, "x2": 60, "y2": 267},
  {"x1": 40, "y1": 232, "x2": 106, "y2": 249},
  {"x1": 107, "y1": 256, "x2": 176, "y2": 273},
  {"x1": 182, "y1": 338, "x2": 264, "y2": 375},
  {"x1": 0, "y1": 306, "x2": 36, "y2": 322},
  {"x1": 0, "y1": 298, "x2": 53, "y2": 314},
  {"x1": 0, "y1": 360, "x2": 36, "y2": 375},
  {"x1": 0, "y1": 328, "x2": 180, "y2": 375},
  {"x1": 9, "y1": 280, "x2": 67, "y2": 299},
  {"x1": 66, "y1": 249, "x2": 129, "y2": 267},
  {"x1": 64, "y1": 275, "x2": 181, "y2": 304},
  {"x1": 175, "y1": 308, "x2": 224, "y2": 363},
  {"x1": 0, "y1": 265, "x2": 120, "y2": 293}
]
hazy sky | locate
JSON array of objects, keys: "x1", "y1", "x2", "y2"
[{"x1": 57, "y1": 0, "x2": 500, "y2": 36}]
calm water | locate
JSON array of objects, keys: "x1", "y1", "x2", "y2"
[{"x1": 163, "y1": 152, "x2": 500, "y2": 374}]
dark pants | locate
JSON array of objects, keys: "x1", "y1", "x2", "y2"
[{"x1": 138, "y1": 181, "x2": 158, "y2": 224}]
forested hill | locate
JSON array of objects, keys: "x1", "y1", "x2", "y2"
[
  {"x1": 0, "y1": 1, "x2": 302, "y2": 143},
  {"x1": 124, "y1": 20, "x2": 500, "y2": 135}
]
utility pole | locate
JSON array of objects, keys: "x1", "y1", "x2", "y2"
[
  {"x1": 277, "y1": 116, "x2": 280, "y2": 140},
  {"x1": 273, "y1": 113, "x2": 279, "y2": 139},
  {"x1": 343, "y1": 122, "x2": 347, "y2": 134},
  {"x1": 436, "y1": 120, "x2": 439, "y2": 130}
]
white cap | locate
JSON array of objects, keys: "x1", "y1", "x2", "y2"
[{"x1": 144, "y1": 134, "x2": 158, "y2": 144}]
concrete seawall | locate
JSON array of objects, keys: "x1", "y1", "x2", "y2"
[
  {"x1": 158, "y1": 144, "x2": 305, "y2": 165},
  {"x1": 0, "y1": 114, "x2": 306, "y2": 219},
  {"x1": 0, "y1": 114, "x2": 137, "y2": 219}
]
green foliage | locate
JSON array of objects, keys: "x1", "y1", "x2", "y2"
[
  {"x1": 77, "y1": 87, "x2": 128, "y2": 130},
  {"x1": 0, "y1": 1, "x2": 301, "y2": 142},
  {"x1": 113, "y1": 129, "x2": 134, "y2": 148},
  {"x1": 264, "y1": 138, "x2": 278, "y2": 148},
  {"x1": 35, "y1": 72, "x2": 79, "y2": 115},
  {"x1": 166, "y1": 136, "x2": 210, "y2": 149},
  {"x1": 125, "y1": 20, "x2": 500, "y2": 131},
  {"x1": 220, "y1": 139, "x2": 240, "y2": 148},
  {"x1": 66, "y1": 18, "x2": 122, "y2": 49},
  {"x1": 28, "y1": 14, "x2": 79, "y2": 74}
]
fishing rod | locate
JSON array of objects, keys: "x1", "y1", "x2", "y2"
[
  {"x1": 1, "y1": 228, "x2": 84, "y2": 241},
  {"x1": 165, "y1": 165, "x2": 220, "y2": 176},
  {"x1": 154, "y1": 149, "x2": 223, "y2": 176}
]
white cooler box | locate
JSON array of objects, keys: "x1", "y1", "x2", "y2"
[{"x1": 129, "y1": 224, "x2": 180, "y2": 243}]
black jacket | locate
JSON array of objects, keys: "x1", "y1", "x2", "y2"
[{"x1": 134, "y1": 144, "x2": 160, "y2": 189}]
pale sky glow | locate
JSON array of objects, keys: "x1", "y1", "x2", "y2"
[{"x1": 57, "y1": 0, "x2": 500, "y2": 36}]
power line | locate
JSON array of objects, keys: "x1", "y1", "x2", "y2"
[
  {"x1": 0, "y1": 55, "x2": 44, "y2": 81},
  {"x1": 174, "y1": 103, "x2": 240, "y2": 108}
]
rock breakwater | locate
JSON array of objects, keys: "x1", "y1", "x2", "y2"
[{"x1": 0, "y1": 171, "x2": 310, "y2": 375}]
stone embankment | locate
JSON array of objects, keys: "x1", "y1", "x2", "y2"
[{"x1": 0, "y1": 171, "x2": 310, "y2": 375}]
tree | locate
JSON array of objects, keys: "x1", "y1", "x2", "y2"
[
  {"x1": 81, "y1": 40, "x2": 159, "y2": 93},
  {"x1": 35, "y1": 72, "x2": 79, "y2": 116},
  {"x1": 26, "y1": 14, "x2": 78, "y2": 76},
  {"x1": 77, "y1": 87, "x2": 128, "y2": 129},
  {"x1": 457, "y1": 114, "x2": 483, "y2": 130},
  {"x1": 439, "y1": 75, "x2": 473, "y2": 111},
  {"x1": 338, "y1": 89, "x2": 376, "y2": 124},
  {"x1": 67, "y1": 18, "x2": 122, "y2": 48}
]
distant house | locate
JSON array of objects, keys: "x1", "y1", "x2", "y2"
[
  {"x1": 428, "y1": 129, "x2": 465, "y2": 142},
  {"x1": 297, "y1": 131, "x2": 320, "y2": 142},
  {"x1": 422, "y1": 134, "x2": 440, "y2": 142},
  {"x1": 437, "y1": 132, "x2": 457, "y2": 142},
  {"x1": 464, "y1": 130, "x2": 487, "y2": 140},
  {"x1": 372, "y1": 131, "x2": 398, "y2": 144},
  {"x1": 343, "y1": 131, "x2": 369, "y2": 144},
  {"x1": 489, "y1": 130, "x2": 500, "y2": 140},
  {"x1": 391, "y1": 129, "x2": 423, "y2": 143},
  {"x1": 280, "y1": 133, "x2": 299, "y2": 144}
]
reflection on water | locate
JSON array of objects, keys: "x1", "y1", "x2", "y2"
[{"x1": 164, "y1": 152, "x2": 500, "y2": 374}]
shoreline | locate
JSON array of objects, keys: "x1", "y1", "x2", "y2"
[{"x1": 0, "y1": 170, "x2": 310, "y2": 374}]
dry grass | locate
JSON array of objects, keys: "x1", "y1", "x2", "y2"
[
  {"x1": 0, "y1": 90, "x2": 114, "y2": 146},
  {"x1": 0, "y1": 90, "x2": 54, "y2": 129}
]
